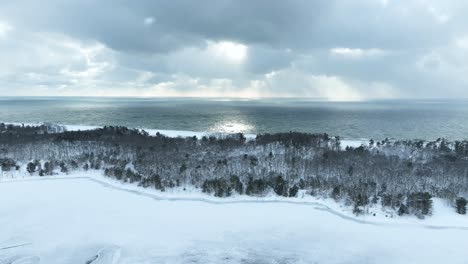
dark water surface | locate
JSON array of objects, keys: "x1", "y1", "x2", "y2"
[{"x1": 1, "y1": 97, "x2": 467, "y2": 140}]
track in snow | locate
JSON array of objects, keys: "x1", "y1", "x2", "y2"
[
  {"x1": 86, "y1": 246, "x2": 121, "y2": 264},
  {"x1": 0, "y1": 255, "x2": 40, "y2": 264},
  {"x1": 1, "y1": 175, "x2": 468, "y2": 231}
]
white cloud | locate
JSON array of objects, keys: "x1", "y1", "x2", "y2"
[
  {"x1": 411, "y1": 35, "x2": 468, "y2": 96},
  {"x1": 143, "y1": 17, "x2": 155, "y2": 26},
  {"x1": 426, "y1": 5, "x2": 450, "y2": 24},
  {"x1": 209, "y1": 41, "x2": 248, "y2": 64},
  {"x1": 0, "y1": 30, "x2": 118, "y2": 96},
  {"x1": 59, "y1": 41, "x2": 113, "y2": 79},
  {"x1": 330, "y1": 48, "x2": 387, "y2": 59},
  {"x1": 135, "y1": 68, "x2": 397, "y2": 101},
  {"x1": 0, "y1": 1, "x2": 467, "y2": 98},
  {"x1": 144, "y1": 76, "x2": 258, "y2": 98},
  {"x1": 380, "y1": 0, "x2": 389, "y2": 7},
  {"x1": 310, "y1": 75, "x2": 363, "y2": 101},
  {"x1": 455, "y1": 35, "x2": 468, "y2": 49},
  {"x1": 256, "y1": 68, "x2": 397, "y2": 101},
  {"x1": 0, "y1": 20, "x2": 12, "y2": 38},
  {"x1": 160, "y1": 40, "x2": 249, "y2": 79}
]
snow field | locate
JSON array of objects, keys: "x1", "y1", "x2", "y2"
[{"x1": 1, "y1": 173, "x2": 468, "y2": 263}]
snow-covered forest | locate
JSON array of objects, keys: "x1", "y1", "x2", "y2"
[{"x1": 1, "y1": 123, "x2": 467, "y2": 218}]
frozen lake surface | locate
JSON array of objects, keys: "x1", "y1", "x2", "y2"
[{"x1": 1, "y1": 175, "x2": 468, "y2": 264}]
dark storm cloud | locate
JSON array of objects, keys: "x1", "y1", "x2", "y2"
[
  {"x1": 1, "y1": 0, "x2": 458, "y2": 52},
  {"x1": 0, "y1": 0, "x2": 467, "y2": 99},
  {"x1": 0, "y1": 0, "x2": 328, "y2": 53}
]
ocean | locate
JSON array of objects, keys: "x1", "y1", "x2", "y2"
[{"x1": 1, "y1": 97, "x2": 467, "y2": 141}]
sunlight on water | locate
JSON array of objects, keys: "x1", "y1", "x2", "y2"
[{"x1": 212, "y1": 120, "x2": 254, "y2": 134}]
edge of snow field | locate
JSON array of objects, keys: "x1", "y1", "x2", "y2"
[{"x1": 1, "y1": 171, "x2": 467, "y2": 231}]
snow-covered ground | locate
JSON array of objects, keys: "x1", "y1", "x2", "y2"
[{"x1": 1, "y1": 172, "x2": 468, "y2": 264}]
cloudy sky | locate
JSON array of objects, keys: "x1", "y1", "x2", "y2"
[{"x1": 0, "y1": 0, "x2": 467, "y2": 100}]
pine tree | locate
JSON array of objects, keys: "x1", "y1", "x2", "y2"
[
  {"x1": 398, "y1": 204, "x2": 408, "y2": 216},
  {"x1": 44, "y1": 161, "x2": 54, "y2": 175},
  {"x1": 154, "y1": 174, "x2": 164, "y2": 191},
  {"x1": 60, "y1": 162, "x2": 68, "y2": 173},
  {"x1": 273, "y1": 175, "x2": 288, "y2": 196},
  {"x1": 26, "y1": 162, "x2": 36, "y2": 175},
  {"x1": 456, "y1": 197, "x2": 467, "y2": 215},
  {"x1": 331, "y1": 186, "x2": 341, "y2": 201},
  {"x1": 407, "y1": 192, "x2": 433, "y2": 218},
  {"x1": 230, "y1": 175, "x2": 244, "y2": 195},
  {"x1": 289, "y1": 185, "x2": 299, "y2": 197}
]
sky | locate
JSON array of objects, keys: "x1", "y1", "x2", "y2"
[{"x1": 0, "y1": 0, "x2": 467, "y2": 100}]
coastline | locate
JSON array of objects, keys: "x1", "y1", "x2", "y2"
[{"x1": 0, "y1": 121, "x2": 370, "y2": 148}]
